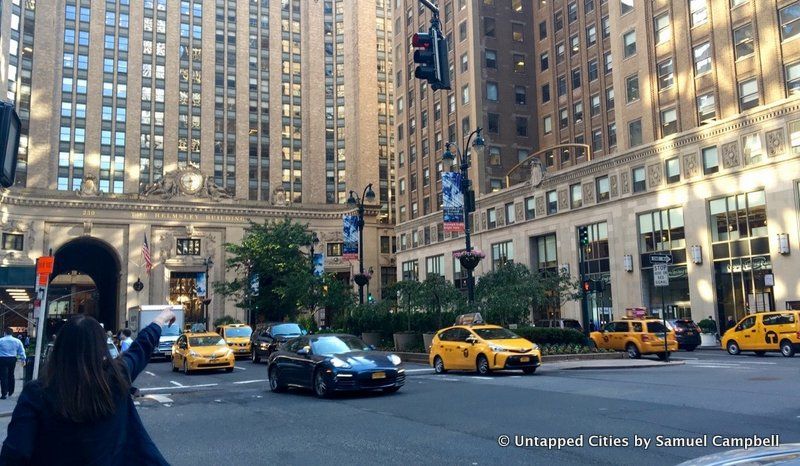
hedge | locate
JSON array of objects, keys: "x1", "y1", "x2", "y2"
[{"x1": 512, "y1": 327, "x2": 588, "y2": 346}]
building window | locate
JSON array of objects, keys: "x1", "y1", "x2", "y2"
[
  {"x1": 557, "y1": 75, "x2": 567, "y2": 97},
  {"x1": 588, "y1": 60, "x2": 599, "y2": 81},
  {"x1": 505, "y1": 202, "x2": 516, "y2": 224},
  {"x1": 657, "y1": 59, "x2": 674, "y2": 90},
  {"x1": 596, "y1": 176, "x2": 610, "y2": 202},
  {"x1": 543, "y1": 116, "x2": 553, "y2": 134},
  {"x1": 654, "y1": 13, "x2": 671, "y2": 44},
  {"x1": 620, "y1": 0, "x2": 633, "y2": 14},
  {"x1": 697, "y1": 93, "x2": 717, "y2": 123},
  {"x1": 666, "y1": 157, "x2": 680, "y2": 183},
  {"x1": 176, "y1": 238, "x2": 201, "y2": 256},
  {"x1": 571, "y1": 183, "x2": 582, "y2": 209},
  {"x1": 571, "y1": 69, "x2": 582, "y2": 90},
  {"x1": 542, "y1": 84, "x2": 551, "y2": 103},
  {"x1": 532, "y1": 234, "x2": 558, "y2": 272},
  {"x1": 488, "y1": 113, "x2": 500, "y2": 134},
  {"x1": 661, "y1": 108, "x2": 678, "y2": 137},
  {"x1": 487, "y1": 82, "x2": 498, "y2": 101},
  {"x1": 525, "y1": 196, "x2": 536, "y2": 220},
  {"x1": 402, "y1": 260, "x2": 419, "y2": 281},
  {"x1": 491, "y1": 240, "x2": 514, "y2": 270},
  {"x1": 556, "y1": 43, "x2": 566, "y2": 63},
  {"x1": 693, "y1": 42, "x2": 712, "y2": 75},
  {"x1": 514, "y1": 54, "x2": 526, "y2": 73},
  {"x1": 586, "y1": 25, "x2": 597, "y2": 46},
  {"x1": 743, "y1": 133, "x2": 764, "y2": 164},
  {"x1": 790, "y1": 121, "x2": 800, "y2": 154},
  {"x1": 540, "y1": 52, "x2": 549, "y2": 71},
  {"x1": 733, "y1": 23, "x2": 754, "y2": 59},
  {"x1": 639, "y1": 207, "x2": 686, "y2": 253},
  {"x1": 488, "y1": 208, "x2": 497, "y2": 228},
  {"x1": 592, "y1": 129, "x2": 603, "y2": 152},
  {"x1": 632, "y1": 166, "x2": 646, "y2": 192},
  {"x1": 568, "y1": 2, "x2": 578, "y2": 22},
  {"x1": 608, "y1": 123, "x2": 617, "y2": 147},
  {"x1": 590, "y1": 94, "x2": 601, "y2": 117},
  {"x1": 702, "y1": 146, "x2": 719, "y2": 175},
  {"x1": 425, "y1": 255, "x2": 444, "y2": 278},
  {"x1": 484, "y1": 17, "x2": 496, "y2": 37},
  {"x1": 486, "y1": 49, "x2": 497, "y2": 69},
  {"x1": 512, "y1": 23, "x2": 524, "y2": 42},
  {"x1": 327, "y1": 242, "x2": 343, "y2": 257},
  {"x1": 539, "y1": 21, "x2": 547, "y2": 40},
  {"x1": 570, "y1": 35, "x2": 580, "y2": 55},
  {"x1": 689, "y1": 0, "x2": 708, "y2": 27},
  {"x1": 2, "y1": 233, "x2": 24, "y2": 251},
  {"x1": 604, "y1": 52, "x2": 612, "y2": 74},
  {"x1": 560, "y1": 108, "x2": 569, "y2": 129},
  {"x1": 739, "y1": 78, "x2": 759, "y2": 111},
  {"x1": 602, "y1": 15, "x2": 610, "y2": 37},
  {"x1": 547, "y1": 190, "x2": 558, "y2": 214},
  {"x1": 574, "y1": 102, "x2": 584, "y2": 122},
  {"x1": 623, "y1": 31, "x2": 636, "y2": 57},
  {"x1": 515, "y1": 86, "x2": 527, "y2": 105},
  {"x1": 786, "y1": 62, "x2": 800, "y2": 95},
  {"x1": 780, "y1": 2, "x2": 800, "y2": 41},
  {"x1": 626, "y1": 74, "x2": 639, "y2": 103},
  {"x1": 516, "y1": 117, "x2": 528, "y2": 137},
  {"x1": 628, "y1": 119, "x2": 642, "y2": 147},
  {"x1": 554, "y1": 11, "x2": 563, "y2": 31},
  {"x1": 606, "y1": 87, "x2": 615, "y2": 110}
]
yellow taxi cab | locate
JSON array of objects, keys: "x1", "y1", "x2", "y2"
[
  {"x1": 722, "y1": 311, "x2": 800, "y2": 357},
  {"x1": 429, "y1": 313, "x2": 542, "y2": 375},
  {"x1": 216, "y1": 323, "x2": 253, "y2": 358},
  {"x1": 171, "y1": 332, "x2": 235, "y2": 374},
  {"x1": 590, "y1": 317, "x2": 678, "y2": 360}
]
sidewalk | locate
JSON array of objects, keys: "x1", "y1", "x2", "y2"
[
  {"x1": 0, "y1": 364, "x2": 23, "y2": 417},
  {"x1": 548, "y1": 359, "x2": 685, "y2": 370}
]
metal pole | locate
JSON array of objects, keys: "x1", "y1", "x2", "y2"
[
  {"x1": 358, "y1": 203, "x2": 365, "y2": 305},
  {"x1": 580, "y1": 245, "x2": 590, "y2": 337},
  {"x1": 661, "y1": 279, "x2": 669, "y2": 362},
  {"x1": 32, "y1": 284, "x2": 48, "y2": 381},
  {"x1": 461, "y1": 130, "x2": 478, "y2": 304}
]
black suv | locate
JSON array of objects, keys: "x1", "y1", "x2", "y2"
[
  {"x1": 249, "y1": 322, "x2": 305, "y2": 363},
  {"x1": 667, "y1": 319, "x2": 701, "y2": 351}
]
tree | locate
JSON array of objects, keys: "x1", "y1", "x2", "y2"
[
  {"x1": 384, "y1": 280, "x2": 424, "y2": 332},
  {"x1": 418, "y1": 274, "x2": 465, "y2": 329},
  {"x1": 311, "y1": 273, "x2": 356, "y2": 328},
  {"x1": 214, "y1": 218, "x2": 315, "y2": 323}
]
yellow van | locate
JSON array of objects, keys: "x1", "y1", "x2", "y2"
[{"x1": 722, "y1": 311, "x2": 800, "y2": 357}]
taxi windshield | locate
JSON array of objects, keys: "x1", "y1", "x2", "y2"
[
  {"x1": 225, "y1": 327, "x2": 252, "y2": 338},
  {"x1": 189, "y1": 336, "x2": 225, "y2": 347},
  {"x1": 474, "y1": 328, "x2": 519, "y2": 340},
  {"x1": 311, "y1": 336, "x2": 370, "y2": 356}
]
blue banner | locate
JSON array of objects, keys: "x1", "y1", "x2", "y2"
[
  {"x1": 442, "y1": 172, "x2": 465, "y2": 233},
  {"x1": 313, "y1": 253, "x2": 325, "y2": 276},
  {"x1": 195, "y1": 272, "x2": 207, "y2": 298},
  {"x1": 250, "y1": 273, "x2": 259, "y2": 297},
  {"x1": 343, "y1": 215, "x2": 359, "y2": 260}
]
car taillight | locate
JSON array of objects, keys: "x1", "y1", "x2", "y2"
[
  {"x1": 796, "y1": 331, "x2": 800, "y2": 339},
  {"x1": 674, "y1": 328, "x2": 684, "y2": 333}
]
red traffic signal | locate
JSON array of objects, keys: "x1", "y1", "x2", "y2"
[
  {"x1": 411, "y1": 29, "x2": 450, "y2": 91},
  {"x1": 582, "y1": 279, "x2": 595, "y2": 293}
]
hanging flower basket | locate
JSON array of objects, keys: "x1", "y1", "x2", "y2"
[{"x1": 454, "y1": 249, "x2": 485, "y2": 271}]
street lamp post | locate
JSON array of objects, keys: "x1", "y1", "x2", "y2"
[
  {"x1": 443, "y1": 128, "x2": 485, "y2": 304},
  {"x1": 202, "y1": 256, "x2": 213, "y2": 327},
  {"x1": 347, "y1": 184, "x2": 376, "y2": 304}
]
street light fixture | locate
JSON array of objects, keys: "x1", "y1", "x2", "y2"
[
  {"x1": 347, "y1": 183, "x2": 376, "y2": 304},
  {"x1": 443, "y1": 128, "x2": 485, "y2": 304},
  {"x1": 202, "y1": 256, "x2": 213, "y2": 326}
]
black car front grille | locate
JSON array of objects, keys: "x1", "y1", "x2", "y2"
[
  {"x1": 504, "y1": 355, "x2": 540, "y2": 367},
  {"x1": 198, "y1": 362, "x2": 230, "y2": 368},
  {"x1": 334, "y1": 369, "x2": 404, "y2": 390}
]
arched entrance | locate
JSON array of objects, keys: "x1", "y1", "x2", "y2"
[{"x1": 51, "y1": 237, "x2": 121, "y2": 332}]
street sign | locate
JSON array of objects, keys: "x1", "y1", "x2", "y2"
[
  {"x1": 36, "y1": 256, "x2": 54, "y2": 275},
  {"x1": 653, "y1": 264, "x2": 669, "y2": 287},
  {"x1": 649, "y1": 254, "x2": 672, "y2": 264}
]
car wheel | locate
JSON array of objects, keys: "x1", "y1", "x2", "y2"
[
  {"x1": 684, "y1": 346, "x2": 696, "y2": 352},
  {"x1": 780, "y1": 340, "x2": 796, "y2": 357},
  {"x1": 269, "y1": 366, "x2": 286, "y2": 393},
  {"x1": 252, "y1": 350, "x2": 261, "y2": 364},
  {"x1": 433, "y1": 356, "x2": 446, "y2": 374},
  {"x1": 476, "y1": 355, "x2": 491, "y2": 375},
  {"x1": 313, "y1": 369, "x2": 331, "y2": 398},
  {"x1": 626, "y1": 343, "x2": 641, "y2": 359},
  {"x1": 383, "y1": 386, "x2": 401, "y2": 394},
  {"x1": 183, "y1": 359, "x2": 191, "y2": 375},
  {"x1": 754, "y1": 350, "x2": 766, "y2": 357},
  {"x1": 225, "y1": 367, "x2": 234, "y2": 373},
  {"x1": 522, "y1": 367, "x2": 536, "y2": 375},
  {"x1": 727, "y1": 340, "x2": 741, "y2": 356}
]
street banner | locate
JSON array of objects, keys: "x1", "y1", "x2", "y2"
[
  {"x1": 343, "y1": 215, "x2": 359, "y2": 260},
  {"x1": 195, "y1": 272, "x2": 207, "y2": 298},
  {"x1": 250, "y1": 273, "x2": 259, "y2": 297},
  {"x1": 442, "y1": 172, "x2": 465, "y2": 233},
  {"x1": 313, "y1": 253, "x2": 325, "y2": 276}
]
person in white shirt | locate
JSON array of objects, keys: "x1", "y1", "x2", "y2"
[
  {"x1": 0, "y1": 328, "x2": 26, "y2": 399},
  {"x1": 120, "y1": 329, "x2": 134, "y2": 352}
]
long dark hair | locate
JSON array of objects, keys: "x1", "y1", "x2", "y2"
[{"x1": 43, "y1": 315, "x2": 130, "y2": 422}]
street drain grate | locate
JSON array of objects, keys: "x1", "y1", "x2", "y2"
[{"x1": 748, "y1": 376, "x2": 781, "y2": 381}]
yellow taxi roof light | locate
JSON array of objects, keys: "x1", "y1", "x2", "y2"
[{"x1": 455, "y1": 313, "x2": 484, "y2": 326}]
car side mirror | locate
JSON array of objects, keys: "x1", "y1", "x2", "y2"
[
  {"x1": 466, "y1": 335, "x2": 478, "y2": 344},
  {"x1": 297, "y1": 346, "x2": 310, "y2": 356}
]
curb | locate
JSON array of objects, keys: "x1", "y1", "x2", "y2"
[{"x1": 556, "y1": 360, "x2": 686, "y2": 371}]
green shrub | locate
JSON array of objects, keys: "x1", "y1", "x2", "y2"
[
  {"x1": 513, "y1": 327, "x2": 588, "y2": 346},
  {"x1": 213, "y1": 315, "x2": 242, "y2": 327},
  {"x1": 697, "y1": 319, "x2": 717, "y2": 334}
]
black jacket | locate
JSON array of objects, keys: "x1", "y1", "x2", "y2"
[{"x1": 0, "y1": 323, "x2": 169, "y2": 465}]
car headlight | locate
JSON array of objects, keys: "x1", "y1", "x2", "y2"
[
  {"x1": 489, "y1": 344, "x2": 506, "y2": 352},
  {"x1": 189, "y1": 350, "x2": 198, "y2": 357},
  {"x1": 387, "y1": 354, "x2": 402, "y2": 365},
  {"x1": 259, "y1": 343, "x2": 269, "y2": 349},
  {"x1": 226, "y1": 349, "x2": 234, "y2": 356},
  {"x1": 531, "y1": 344, "x2": 539, "y2": 351},
  {"x1": 330, "y1": 357, "x2": 351, "y2": 369}
]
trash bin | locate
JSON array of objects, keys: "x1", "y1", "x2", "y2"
[{"x1": 23, "y1": 356, "x2": 35, "y2": 384}]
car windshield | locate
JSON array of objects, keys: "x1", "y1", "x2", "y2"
[
  {"x1": 189, "y1": 336, "x2": 225, "y2": 347},
  {"x1": 162, "y1": 326, "x2": 180, "y2": 337},
  {"x1": 273, "y1": 323, "x2": 302, "y2": 336},
  {"x1": 647, "y1": 322, "x2": 669, "y2": 333},
  {"x1": 311, "y1": 336, "x2": 370, "y2": 356},
  {"x1": 225, "y1": 327, "x2": 252, "y2": 338},
  {"x1": 563, "y1": 320, "x2": 582, "y2": 330},
  {"x1": 474, "y1": 328, "x2": 520, "y2": 340}
]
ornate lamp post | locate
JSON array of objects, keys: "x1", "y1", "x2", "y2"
[
  {"x1": 443, "y1": 128, "x2": 485, "y2": 304},
  {"x1": 202, "y1": 256, "x2": 213, "y2": 326},
  {"x1": 347, "y1": 183, "x2": 376, "y2": 304}
]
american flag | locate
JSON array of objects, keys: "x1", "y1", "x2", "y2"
[{"x1": 142, "y1": 234, "x2": 152, "y2": 273}]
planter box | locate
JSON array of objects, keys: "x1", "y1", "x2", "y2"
[
  {"x1": 422, "y1": 333, "x2": 435, "y2": 352},
  {"x1": 361, "y1": 332, "x2": 381, "y2": 347},
  {"x1": 700, "y1": 333, "x2": 718, "y2": 348},
  {"x1": 393, "y1": 332, "x2": 421, "y2": 352}
]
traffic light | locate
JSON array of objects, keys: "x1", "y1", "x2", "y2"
[
  {"x1": 367, "y1": 293, "x2": 375, "y2": 303},
  {"x1": 412, "y1": 29, "x2": 450, "y2": 91},
  {"x1": 582, "y1": 279, "x2": 595, "y2": 293},
  {"x1": 0, "y1": 101, "x2": 21, "y2": 188},
  {"x1": 578, "y1": 226, "x2": 589, "y2": 247}
]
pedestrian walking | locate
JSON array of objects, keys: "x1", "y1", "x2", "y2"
[
  {"x1": 0, "y1": 328, "x2": 25, "y2": 400},
  {"x1": 0, "y1": 309, "x2": 175, "y2": 465},
  {"x1": 120, "y1": 329, "x2": 134, "y2": 352},
  {"x1": 23, "y1": 335, "x2": 29, "y2": 348}
]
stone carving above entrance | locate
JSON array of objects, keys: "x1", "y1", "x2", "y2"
[
  {"x1": 76, "y1": 174, "x2": 102, "y2": 197},
  {"x1": 721, "y1": 142, "x2": 740, "y2": 168},
  {"x1": 141, "y1": 164, "x2": 232, "y2": 201}
]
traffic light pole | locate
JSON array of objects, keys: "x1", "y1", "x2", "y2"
[{"x1": 580, "y1": 243, "x2": 590, "y2": 338}]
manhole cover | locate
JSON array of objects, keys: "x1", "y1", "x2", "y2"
[{"x1": 748, "y1": 376, "x2": 781, "y2": 381}]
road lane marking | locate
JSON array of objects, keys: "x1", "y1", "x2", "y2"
[
  {"x1": 404, "y1": 368, "x2": 433, "y2": 373},
  {"x1": 140, "y1": 383, "x2": 218, "y2": 392},
  {"x1": 233, "y1": 379, "x2": 267, "y2": 384},
  {"x1": 736, "y1": 361, "x2": 778, "y2": 365},
  {"x1": 234, "y1": 366, "x2": 246, "y2": 371},
  {"x1": 170, "y1": 381, "x2": 185, "y2": 387},
  {"x1": 144, "y1": 371, "x2": 156, "y2": 376},
  {"x1": 144, "y1": 394, "x2": 173, "y2": 404},
  {"x1": 473, "y1": 376, "x2": 493, "y2": 380}
]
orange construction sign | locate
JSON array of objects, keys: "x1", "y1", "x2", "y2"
[{"x1": 36, "y1": 256, "x2": 54, "y2": 276}]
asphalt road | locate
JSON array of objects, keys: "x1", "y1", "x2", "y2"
[{"x1": 2, "y1": 351, "x2": 799, "y2": 465}]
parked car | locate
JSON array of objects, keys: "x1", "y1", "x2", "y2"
[
  {"x1": 667, "y1": 319, "x2": 701, "y2": 351},
  {"x1": 216, "y1": 323, "x2": 253, "y2": 358},
  {"x1": 590, "y1": 317, "x2": 678, "y2": 360},
  {"x1": 250, "y1": 322, "x2": 305, "y2": 363},
  {"x1": 267, "y1": 334, "x2": 404, "y2": 398},
  {"x1": 534, "y1": 319, "x2": 584, "y2": 332},
  {"x1": 722, "y1": 311, "x2": 800, "y2": 357}
]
